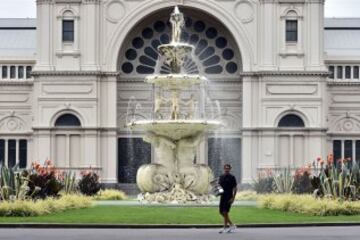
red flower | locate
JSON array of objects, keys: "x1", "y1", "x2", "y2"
[
  {"x1": 45, "y1": 159, "x2": 52, "y2": 166},
  {"x1": 327, "y1": 154, "x2": 334, "y2": 165}
]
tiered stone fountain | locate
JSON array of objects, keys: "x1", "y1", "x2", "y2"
[{"x1": 127, "y1": 7, "x2": 222, "y2": 203}]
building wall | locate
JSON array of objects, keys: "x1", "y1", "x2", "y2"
[{"x1": 19, "y1": 0, "x2": 336, "y2": 184}]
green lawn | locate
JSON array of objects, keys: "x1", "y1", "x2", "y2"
[{"x1": 1, "y1": 206, "x2": 360, "y2": 224}]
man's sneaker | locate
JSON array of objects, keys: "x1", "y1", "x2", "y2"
[
  {"x1": 227, "y1": 224, "x2": 237, "y2": 233},
  {"x1": 218, "y1": 227, "x2": 228, "y2": 234}
]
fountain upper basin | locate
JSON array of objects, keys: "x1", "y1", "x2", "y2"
[
  {"x1": 127, "y1": 120, "x2": 222, "y2": 140},
  {"x1": 158, "y1": 43, "x2": 194, "y2": 59},
  {"x1": 145, "y1": 74, "x2": 207, "y2": 90}
]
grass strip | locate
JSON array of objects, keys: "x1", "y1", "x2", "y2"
[{"x1": 0, "y1": 206, "x2": 360, "y2": 224}]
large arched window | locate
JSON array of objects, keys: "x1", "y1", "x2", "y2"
[
  {"x1": 278, "y1": 114, "x2": 305, "y2": 128},
  {"x1": 54, "y1": 114, "x2": 81, "y2": 127},
  {"x1": 119, "y1": 9, "x2": 241, "y2": 77}
]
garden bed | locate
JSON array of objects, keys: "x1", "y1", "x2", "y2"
[
  {"x1": 258, "y1": 194, "x2": 360, "y2": 216},
  {"x1": 0, "y1": 195, "x2": 92, "y2": 217}
]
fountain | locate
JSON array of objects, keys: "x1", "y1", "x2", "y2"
[{"x1": 127, "y1": 6, "x2": 222, "y2": 203}]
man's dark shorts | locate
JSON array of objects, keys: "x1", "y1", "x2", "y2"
[{"x1": 219, "y1": 195, "x2": 232, "y2": 213}]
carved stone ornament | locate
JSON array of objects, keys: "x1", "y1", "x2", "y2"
[
  {"x1": 235, "y1": 0, "x2": 254, "y2": 24},
  {"x1": 0, "y1": 116, "x2": 26, "y2": 132},
  {"x1": 106, "y1": 0, "x2": 126, "y2": 23},
  {"x1": 334, "y1": 118, "x2": 360, "y2": 132}
]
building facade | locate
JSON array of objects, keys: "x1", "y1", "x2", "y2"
[{"x1": 0, "y1": 0, "x2": 359, "y2": 187}]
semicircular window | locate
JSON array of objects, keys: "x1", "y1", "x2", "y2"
[
  {"x1": 55, "y1": 114, "x2": 81, "y2": 127},
  {"x1": 120, "y1": 14, "x2": 241, "y2": 76},
  {"x1": 278, "y1": 114, "x2": 305, "y2": 128}
]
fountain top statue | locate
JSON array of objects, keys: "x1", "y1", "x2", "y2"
[
  {"x1": 157, "y1": 6, "x2": 194, "y2": 74},
  {"x1": 170, "y1": 6, "x2": 185, "y2": 43}
]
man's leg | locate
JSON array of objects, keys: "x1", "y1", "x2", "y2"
[
  {"x1": 225, "y1": 205, "x2": 237, "y2": 233},
  {"x1": 219, "y1": 210, "x2": 228, "y2": 233},
  {"x1": 223, "y1": 212, "x2": 232, "y2": 226},
  {"x1": 222, "y1": 211, "x2": 228, "y2": 227}
]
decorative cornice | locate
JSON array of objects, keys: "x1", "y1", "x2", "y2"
[
  {"x1": 82, "y1": 0, "x2": 101, "y2": 4},
  {"x1": 55, "y1": 0, "x2": 82, "y2": 3},
  {"x1": 327, "y1": 80, "x2": 360, "y2": 86},
  {"x1": 259, "y1": 0, "x2": 324, "y2": 3},
  {"x1": 32, "y1": 71, "x2": 119, "y2": 77},
  {"x1": 242, "y1": 127, "x2": 328, "y2": 132},
  {"x1": 36, "y1": 0, "x2": 53, "y2": 5},
  {"x1": 37, "y1": 0, "x2": 101, "y2": 4},
  {"x1": 0, "y1": 80, "x2": 34, "y2": 86},
  {"x1": 240, "y1": 71, "x2": 329, "y2": 77},
  {"x1": 33, "y1": 127, "x2": 118, "y2": 131}
]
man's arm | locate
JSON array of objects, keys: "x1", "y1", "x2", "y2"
[
  {"x1": 230, "y1": 177, "x2": 238, "y2": 203},
  {"x1": 232, "y1": 185, "x2": 237, "y2": 198}
]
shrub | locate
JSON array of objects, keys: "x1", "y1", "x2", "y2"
[
  {"x1": 253, "y1": 169, "x2": 274, "y2": 193},
  {"x1": 93, "y1": 189, "x2": 128, "y2": 201},
  {"x1": 0, "y1": 194, "x2": 92, "y2": 217},
  {"x1": 78, "y1": 171, "x2": 101, "y2": 196},
  {"x1": 292, "y1": 165, "x2": 314, "y2": 194},
  {"x1": 235, "y1": 191, "x2": 258, "y2": 201},
  {"x1": 258, "y1": 193, "x2": 360, "y2": 216}
]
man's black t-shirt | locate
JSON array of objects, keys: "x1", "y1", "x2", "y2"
[{"x1": 218, "y1": 174, "x2": 237, "y2": 198}]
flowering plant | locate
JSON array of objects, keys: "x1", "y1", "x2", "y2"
[
  {"x1": 310, "y1": 154, "x2": 360, "y2": 200},
  {"x1": 26, "y1": 160, "x2": 63, "y2": 199},
  {"x1": 78, "y1": 170, "x2": 101, "y2": 196},
  {"x1": 292, "y1": 164, "x2": 313, "y2": 194}
]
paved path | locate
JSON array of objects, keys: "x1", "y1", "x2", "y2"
[{"x1": 0, "y1": 226, "x2": 359, "y2": 240}]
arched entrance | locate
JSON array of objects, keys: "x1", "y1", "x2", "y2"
[{"x1": 116, "y1": 7, "x2": 243, "y2": 184}]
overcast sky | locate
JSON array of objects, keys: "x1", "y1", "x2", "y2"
[{"x1": 0, "y1": 0, "x2": 359, "y2": 18}]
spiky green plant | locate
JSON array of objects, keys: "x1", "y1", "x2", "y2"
[
  {"x1": 314, "y1": 160, "x2": 360, "y2": 200},
  {"x1": 63, "y1": 171, "x2": 77, "y2": 194},
  {"x1": 273, "y1": 167, "x2": 294, "y2": 193},
  {"x1": 0, "y1": 165, "x2": 31, "y2": 201}
]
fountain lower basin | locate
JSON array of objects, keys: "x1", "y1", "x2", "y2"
[{"x1": 127, "y1": 119, "x2": 222, "y2": 140}]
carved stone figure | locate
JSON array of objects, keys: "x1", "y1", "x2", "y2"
[
  {"x1": 170, "y1": 91, "x2": 180, "y2": 120},
  {"x1": 175, "y1": 132, "x2": 203, "y2": 169},
  {"x1": 136, "y1": 164, "x2": 172, "y2": 193},
  {"x1": 182, "y1": 94, "x2": 196, "y2": 119},
  {"x1": 180, "y1": 164, "x2": 214, "y2": 195},
  {"x1": 170, "y1": 6, "x2": 185, "y2": 43},
  {"x1": 154, "y1": 93, "x2": 168, "y2": 119},
  {"x1": 143, "y1": 133, "x2": 176, "y2": 171}
]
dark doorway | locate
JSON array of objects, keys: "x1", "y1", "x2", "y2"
[
  {"x1": 117, "y1": 138, "x2": 151, "y2": 183},
  {"x1": 208, "y1": 138, "x2": 241, "y2": 182}
]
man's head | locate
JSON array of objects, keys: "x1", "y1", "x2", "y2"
[{"x1": 223, "y1": 164, "x2": 232, "y2": 174}]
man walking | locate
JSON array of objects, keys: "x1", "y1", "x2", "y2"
[{"x1": 218, "y1": 164, "x2": 237, "y2": 233}]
